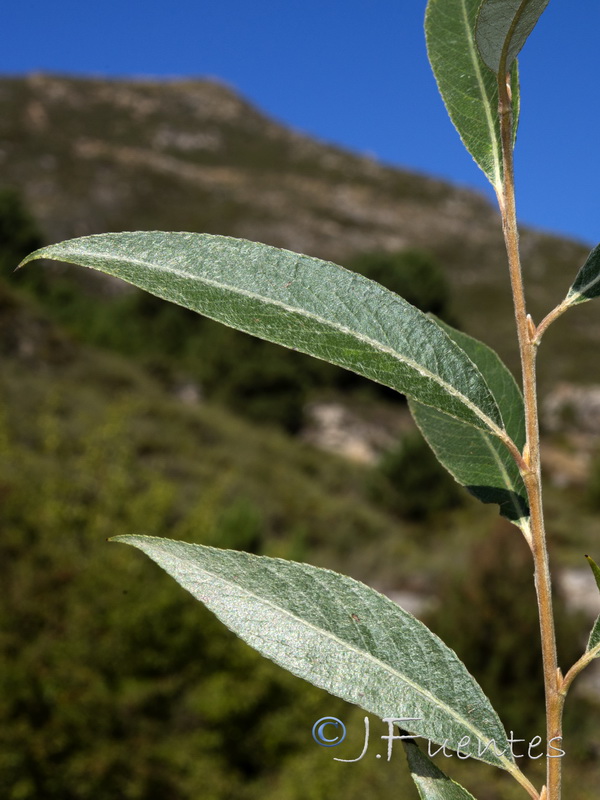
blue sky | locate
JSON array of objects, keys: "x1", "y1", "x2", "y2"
[{"x1": 4, "y1": 1, "x2": 598, "y2": 246}]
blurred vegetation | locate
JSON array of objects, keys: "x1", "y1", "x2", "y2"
[
  {"x1": 367, "y1": 432, "x2": 463, "y2": 521},
  {"x1": 425, "y1": 523, "x2": 593, "y2": 759},
  {"x1": 0, "y1": 334, "x2": 409, "y2": 799},
  {"x1": 0, "y1": 186, "x2": 43, "y2": 274},
  {"x1": 3, "y1": 190, "x2": 600, "y2": 798}
]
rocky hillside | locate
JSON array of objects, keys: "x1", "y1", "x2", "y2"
[
  {"x1": 0, "y1": 72, "x2": 596, "y2": 385},
  {"x1": 0, "y1": 73, "x2": 496, "y2": 256}
]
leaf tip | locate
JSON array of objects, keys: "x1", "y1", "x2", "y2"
[
  {"x1": 108, "y1": 534, "x2": 139, "y2": 545},
  {"x1": 16, "y1": 247, "x2": 48, "y2": 270},
  {"x1": 585, "y1": 554, "x2": 600, "y2": 593},
  {"x1": 16, "y1": 255, "x2": 32, "y2": 271}
]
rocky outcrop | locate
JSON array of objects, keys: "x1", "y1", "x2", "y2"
[
  {"x1": 544, "y1": 383, "x2": 600, "y2": 435},
  {"x1": 301, "y1": 401, "x2": 411, "y2": 464}
]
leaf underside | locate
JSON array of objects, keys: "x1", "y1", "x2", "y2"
[
  {"x1": 410, "y1": 320, "x2": 529, "y2": 527},
  {"x1": 21, "y1": 232, "x2": 505, "y2": 435},
  {"x1": 476, "y1": 0, "x2": 551, "y2": 75},
  {"x1": 113, "y1": 535, "x2": 516, "y2": 771},
  {"x1": 403, "y1": 737, "x2": 479, "y2": 799},
  {"x1": 425, "y1": 0, "x2": 519, "y2": 191}
]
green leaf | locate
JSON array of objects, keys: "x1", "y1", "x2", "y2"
[
  {"x1": 587, "y1": 616, "x2": 600, "y2": 656},
  {"x1": 409, "y1": 321, "x2": 529, "y2": 528},
  {"x1": 113, "y1": 535, "x2": 518, "y2": 772},
  {"x1": 565, "y1": 244, "x2": 600, "y2": 306},
  {"x1": 585, "y1": 554, "x2": 600, "y2": 592},
  {"x1": 425, "y1": 0, "x2": 520, "y2": 191},
  {"x1": 403, "y1": 736, "x2": 478, "y2": 799},
  {"x1": 476, "y1": 0, "x2": 551, "y2": 76},
  {"x1": 434, "y1": 321, "x2": 524, "y2": 449},
  {"x1": 585, "y1": 556, "x2": 600, "y2": 656},
  {"x1": 20, "y1": 233, "x2": 506, "y2": 436}
]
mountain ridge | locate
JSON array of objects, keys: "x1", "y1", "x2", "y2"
[
  {"x1": 1, "y1": 72, "x2": 596, "y2": 385},
  {"x1": 1, "y1": 72, "x2": 497, "y2": 256}
]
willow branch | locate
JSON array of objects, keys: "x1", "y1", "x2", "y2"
[
  {"x1": 534, "y1": 300, "x2": 572, "y2": 345},
  {"x1": 497, "y1": 72, "x2": 562, "y2": 800}
]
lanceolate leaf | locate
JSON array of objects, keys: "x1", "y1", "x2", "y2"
[
  {"x1": 113, "y1": 535, "x2": 518, "y2": 773},
  {"x1": 21, "y1": 233, "x2": 506, "y2": 436},
  {"x1": 425, "y1": 0, "x2": 519, "y2": 192},
  {"x1": 476, "y1": 0, "x2": 551, "y2": 76},
  {"x1": 403, "y1": 737, "x2": 478, "y2": 799},
  {"x1": 409, "y1": 322, "x2": 529, "y2": 527},
  {"x1": 565, "y1": 244, "x2": 600, "y2": 305}
]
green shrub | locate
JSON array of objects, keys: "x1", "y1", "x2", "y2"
[
  {"x1": 0, "y1": 186, "x2": 43, "y2": 276},
  {"x1": 367, "y1": 431, "x2": 463, "y2": 521},
  {"x1": 0, "y1": 347, "x2": 420, "y2": 799}
]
